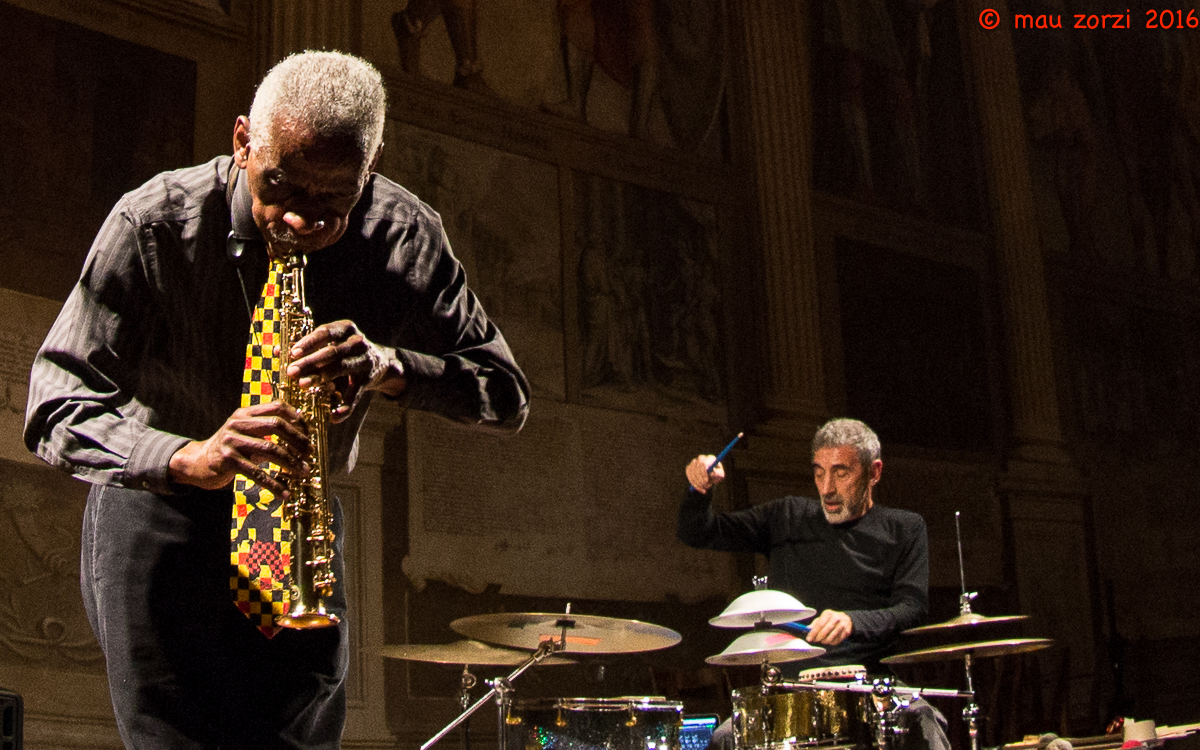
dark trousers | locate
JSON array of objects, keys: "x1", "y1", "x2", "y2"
[{"x1": 81, "y1": 483, "x2": 348, "y2": 749}]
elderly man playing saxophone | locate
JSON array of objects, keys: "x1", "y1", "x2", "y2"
[{"x1": 25, "y1": 51, "x2": 528, "y2": 749}]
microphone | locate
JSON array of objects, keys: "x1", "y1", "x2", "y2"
[
  {"x1": 227, "y1": 233, "x2": 267, "y2": 266},
  {"x1": 227, "y1": 231, "x2": 246, "y2": 265}
]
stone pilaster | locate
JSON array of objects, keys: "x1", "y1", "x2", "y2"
[
  {"x1": 253, "y1": 0, "x2": 361, "y2": 80},
  {"x1": 958, "y1": 0, "x2": 1097, "y2": 729},
  {"x1": 338, "y1": 405, "x2": 399, "y2": 749},
  {"x1": 958, "y1": 0, "x2": 1072, "y2": 472},
  {"x1": 734, "y1": 0, "x2": 829, "y2": 445}
]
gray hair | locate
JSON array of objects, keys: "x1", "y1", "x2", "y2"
[
  {"x1": 249, "y1": 51, "x2": 386, "y2": 160},
  {"x1": 812, "y1": 418, "x2": 881, "y2": 469}
]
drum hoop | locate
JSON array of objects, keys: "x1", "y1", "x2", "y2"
[
  {"x1": 514, "y1": 696, "x2": 683, "y2": 711},
  {"x1": 797, "y1": 664, "x2": 867, "y2": 682}
]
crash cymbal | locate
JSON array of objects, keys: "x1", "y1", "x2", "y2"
[
  {"x1": 450, "y1": 612, "x2": 682, "y2": 654},
  {"x1": 709, "y1": 589, "x2": 818, "y2": 628},
  {"x1": 705, "y1": 630, "x2": 826, "y2": 666},
  {"x1": 881, "y1": 637, "x2": 1053, "y2": 665},
  {"x1": 379, "y1": 639, "x2": 575, "y2": 666},
  {"x1": 903, "y1": 613, "x2": 1028, "y2": 635}
]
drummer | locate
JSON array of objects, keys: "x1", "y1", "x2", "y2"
[{"x1": 678, "y1": 417, "x2": 950, "y2": 750}]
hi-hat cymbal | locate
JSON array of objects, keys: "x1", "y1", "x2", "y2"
[
  {"x1": 709, "y1": 589, "x2": 817, "y2": 628},
  {"x1": 705, "y1": 630, "x2": 826, "y2": 666},
  {"x1": 903, "y1": 613, "x2": 1029, "y2": 635},
  {"x1": 881, "y1": 637, "x2": 1053, "y2": 665},
  {"x1": 379, "y1": 640, "x2": 575, "y2": 666},
  {"x1": 450, "y1": 612, "x2": 682, "y2": 654}
]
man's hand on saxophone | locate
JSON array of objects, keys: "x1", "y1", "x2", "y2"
[
  {"x1": 286, "y1": 318, "x2": 407, "y2": 423},
  {"x1": 167, "y1": 401, "x2": 312, "y2": 497}
]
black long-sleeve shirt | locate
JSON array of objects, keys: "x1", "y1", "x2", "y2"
[
  {"x1": 25, "y1": 155, "x2": 529, "y2": 493},
  {"x1": 678, "y1": 488, "x2": 929, "y2": 673}
]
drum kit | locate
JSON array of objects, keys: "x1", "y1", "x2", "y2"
[
  {"x1": 383, "y1": 516, "x2": 1055, "y2": 750},
  {"x1": 382, "y1": 593, "x2": 1051, "y2": 750}
]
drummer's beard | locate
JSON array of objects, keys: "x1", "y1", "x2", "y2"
[{"x1": 821, "y1": 477, "x2": 871, "y2": 524}]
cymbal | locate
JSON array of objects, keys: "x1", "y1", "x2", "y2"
[
  {"x1": 709, "y1": 589, "x2": 817, "y2": 628},
  {"x1": 903, "y1": 613, "x2": 1029, "y2": 635},
  {"x1": 379, "y1": 640, "x2": 574, "y2": 666},
  {"x1": 450, "y1": 612, "x2": 682, "y2": 654},
  {"x1": 881, "y1": 637, "x2": 1053, "y2": 665},
  {"x1": 705, "y1": 630, "x2": 826, "y2": 666}
]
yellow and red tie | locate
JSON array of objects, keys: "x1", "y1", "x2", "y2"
[{"x1": 230, "y1": 261, "x2": 290, "y2": 638}]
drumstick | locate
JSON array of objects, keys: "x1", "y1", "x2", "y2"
[
  {"x1": 707, "y1": 432, "x2": 744, "y2": 472},
  {"x1": 780, "y1": 622, "x2": 812, "y2": 635}
]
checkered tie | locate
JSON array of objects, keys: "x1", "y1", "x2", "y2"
[{"x1": 230, "y1": 260, "x2": 290, "y2": 638}]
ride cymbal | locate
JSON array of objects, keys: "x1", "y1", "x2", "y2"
[
  {"x1": 705, "y1": 630, "x2": 826, "y2": 666},
  {"x1": 902, "y1": 613, "x2": 1028, "y2": 635},
  {"x1": 450, "y1": 612, "x2": 682, "y2": 654},
  {"x1": 881, "y1": 637, "x2": 1053, "y2": 665},
  {"x1": 379, "y1": 639, "x2": 574, "y2": 666},
  {"x1": 709, "y1": 589, "x2": 817, "y2": 628}
]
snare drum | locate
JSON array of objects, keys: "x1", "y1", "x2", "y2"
[
  {"x1": 731, "y1": 686, "x2": 871, "y2": 750},
  {"x1": 506, "y1": 697, "x2": 684, "y2": 750}
]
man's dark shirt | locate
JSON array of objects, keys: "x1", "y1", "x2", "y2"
[
  {"x1": 678, "y1": 488, "x2": 929, "y2": 673},
  {"x1": 25, "y1": 155, "x2": 529, "y2": 491}
]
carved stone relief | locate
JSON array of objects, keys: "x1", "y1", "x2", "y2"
[{"x1": 0, "y1": 459, "x2": 101, "y2": 671}]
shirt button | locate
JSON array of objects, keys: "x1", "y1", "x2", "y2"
[{"x1": 141, "y1": 480, "x2": 151, "y2": 489}]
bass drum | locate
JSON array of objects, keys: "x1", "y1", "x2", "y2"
[
  {"x1": 506, "y1": 696, "x2": 684, "y2": 750},
  {"x1": 731, "y1": 687, "x2": 871, "y2": 750}
]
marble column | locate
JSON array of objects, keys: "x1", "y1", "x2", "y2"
[
  {"x1": 338, "y1": 407, "x2": 400, "y2": 749},
  {"x1": 253, "y1": 0, "x2": 361, "y2": 80},
  {"x1": 734, "y1": 1, "x2": 828, "y2": 444},
  {"x1": 958, "y1": 0, "x2": 1072, "y2": 472},
  {"x1": 957, "y1": 0, "x2": 1097, "y2": 728}
]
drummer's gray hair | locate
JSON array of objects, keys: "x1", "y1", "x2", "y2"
[
  {"x1": 812, "y1": 418, "x2": 880, "y2": 469},
  {"x1": 248, "y1": 51, "x2": 386, "y2": 160}
]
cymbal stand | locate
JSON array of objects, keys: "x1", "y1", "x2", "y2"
[
  {"x1": 458, "y1": 666, "x2": 476, "y2": 750},
  {"x1": 954, "y1": 512, "x2": 982, "y2": 750},
  {"x1": 759, "y1": 655, "x2": 782, "y2": 693},
  {"x1": 963, "y1": 652, "x2": 981, "y2": 750},
  {"x1": 420, "y1": 637, "x2": 562, "y2": 750},
  {"x1": 750, "y1": 657, "x2": 783, "y2": 739},
  {"x1": 955, "y1": 511, "x2": 980, "y2": 619}
]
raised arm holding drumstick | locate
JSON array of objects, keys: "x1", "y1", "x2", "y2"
[{"x1": 675, "y1": 419, "x2": 950, "y2": 750}]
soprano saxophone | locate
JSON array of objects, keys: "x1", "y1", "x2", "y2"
[{"x1": 274, "y1": 250, "x2": 340, "y2": 629}]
